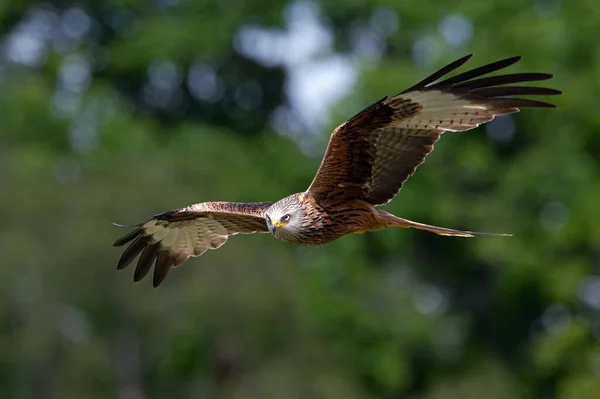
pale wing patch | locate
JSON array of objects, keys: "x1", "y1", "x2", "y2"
[
  {"x1": 142, "y1": 218, "x2": 229, "y2": 261},
  {"x1": 387, "y1": 91, "x2": 516, "y2": 132}
]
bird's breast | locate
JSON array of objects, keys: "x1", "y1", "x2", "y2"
[{"x1": 274, "y1": 198, "x2": 381, "y2": 246}]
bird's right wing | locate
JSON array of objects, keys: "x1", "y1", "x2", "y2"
[
  {"x1": 113, "y1": 201, "x2": 272, "y2": 287},
  {"x1": 306, "y1": 54, "x2": 561, "y2": 206}
]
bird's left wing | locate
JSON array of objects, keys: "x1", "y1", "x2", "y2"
[
  {"x1": 113, "y1": 201, "x2": 272, "y2": 287},
  {"x1": 307, "y1": 54, "x2": 561, "y2": 206}
]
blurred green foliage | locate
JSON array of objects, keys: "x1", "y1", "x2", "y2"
[{"x1": 1, "y1": 0, "x2": 599, "y2": 398}]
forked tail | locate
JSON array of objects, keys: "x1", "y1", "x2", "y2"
[{"x1": 376, "y1": 210, "x2": 512, "y2": 238}]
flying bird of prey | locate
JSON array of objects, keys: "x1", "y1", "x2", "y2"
[{"x1": 114, "y1": 54, "x2": 561, "y2": 287}]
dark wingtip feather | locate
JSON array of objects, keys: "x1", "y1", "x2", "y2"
[
  {"x1": 489, "y1": 98, "x2": 557, "y2": 109},
  {"x1": 428, "y1": 55, "x2": 525, "y2": 90},
  {"x1": 112, "y1": 227, "x2": 143, "y2": 247},
  {"x1": 454, "y1": 73, "x2": 555, "y2": 91},
  {"x1": 153, "y1": 252, "x2": 173, "y2": 288},
  {"x1": 503, "y1": 55, "x2": 522, "y2": 64},
  {"x1": 400, "y1": 53, "x2": 474, "y2": 94},
  {"x1": 537, "y1": 73, "x2": 554, "y2": 80},
  {"x1": 134, "y1": 245, "x2": 159, "y2": 282},
  {"x1": 470, "y1": 86, "x2": 563, "y2": 97},
  {"x1": 117, "y1": 237, "x2": 146, "y2": 270}
]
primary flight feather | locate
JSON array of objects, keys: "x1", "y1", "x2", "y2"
[{"x1": 113, "y1": 54, "x2": 561, "y2": 287}]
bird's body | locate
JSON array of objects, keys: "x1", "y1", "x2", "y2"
[
  {"x1": 113, "y1": 54, "x2": 561, "y2": 287},
  {"x1": 267, "y1": 193, "x2": 382, "y2": 245}
]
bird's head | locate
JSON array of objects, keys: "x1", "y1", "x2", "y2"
[{"x1": 265, "y1": 194, "x2": 305, "y2": 241}]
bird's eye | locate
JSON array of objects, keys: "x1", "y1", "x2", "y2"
[
  {"x1": 266, "y1": 215, "x2": 271, "y2": 223},
  {"x1": 282, "y1": 214, "x2": 291, "y2": 222}
]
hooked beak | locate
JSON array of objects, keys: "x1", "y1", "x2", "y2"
[
  {"x1": 272, "y1": 219, "x2": 285, "y2": 229},
  {"x1": 268, "y1": 218, "x2": 285, "y2": 234}
]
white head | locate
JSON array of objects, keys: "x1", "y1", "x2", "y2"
[{"x1": 265, "y1": 194, "x2": 306, "y2": 242}]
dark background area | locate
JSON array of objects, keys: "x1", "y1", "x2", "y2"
[{"x1": 1, "y1": 0, "x2": 599, "y2": 398}]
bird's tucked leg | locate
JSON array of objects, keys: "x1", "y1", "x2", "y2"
[{"x1": 375, "y1": 209, "x2": 512, "y2": 238}]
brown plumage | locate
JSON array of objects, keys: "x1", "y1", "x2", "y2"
[{"x1": 114, "y1": 54, "x2": 561, "y2": 287}]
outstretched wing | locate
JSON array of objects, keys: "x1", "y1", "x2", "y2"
[
  {"x1": 307, "y1": 54, "x2": 561, "y2": 205},
  {"x1": 113, "y1": 201, "x2": 272, "y2": 287}
]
